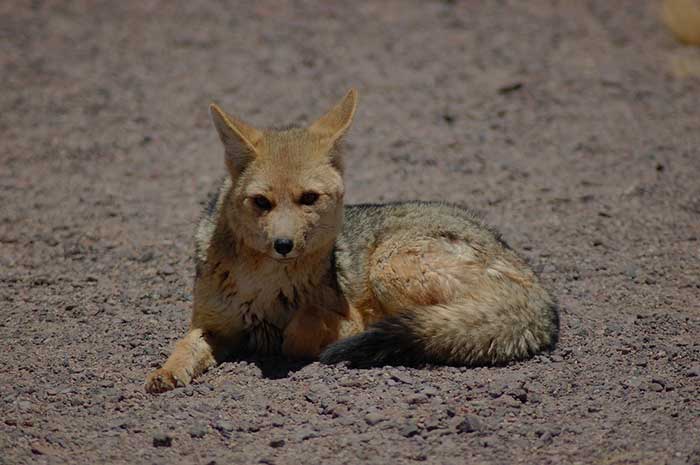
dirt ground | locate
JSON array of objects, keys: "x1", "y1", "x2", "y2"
[{"x1": 1, "y1": 1, "x2": 699, "y2": 464}]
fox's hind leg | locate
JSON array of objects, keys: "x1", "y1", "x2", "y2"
[
  {"x1": 145, "y1": 328, "x2": 228, "y2": 393},
  {"x1": 320, "y1": 234, "x2": 558, "y2": 367},
  {"x1": 369, "y1": 235, "x2": 483, "y2": 312}
]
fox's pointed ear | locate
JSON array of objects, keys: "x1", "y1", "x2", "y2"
[
  {"x1": 308, "y1": 89, "x2": 358, "y2": 145},
  {"x1": 210, "y1": 103, "x2": 263, "y2": 176}
]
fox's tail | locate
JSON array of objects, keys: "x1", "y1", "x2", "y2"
[{"x1": 319, "y1": 299, "x2": 559, "y2": 368}]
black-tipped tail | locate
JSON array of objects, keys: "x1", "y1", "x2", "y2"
[{"x1": 319, "y1": 315, "x2": 427, "y2": 368}]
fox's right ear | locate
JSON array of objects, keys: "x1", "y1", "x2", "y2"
[
  {"x1": 308, "y1": 89, "x2": 358, "y2": 146},
  {"x1": 209, "y1": 103, "x2": 263, "y2": 177}
]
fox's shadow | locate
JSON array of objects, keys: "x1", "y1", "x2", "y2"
[{"x1": 221, "y1": 354, "x2": 311, "y2": 380}]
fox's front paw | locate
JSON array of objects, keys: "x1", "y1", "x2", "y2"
[{"x1": 145, "y1": 367, "x2": 191, "y2": 394}]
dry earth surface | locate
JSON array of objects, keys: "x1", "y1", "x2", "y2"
[{"x1": 1, "y1": 1, "x2": 699, "y2": 464}]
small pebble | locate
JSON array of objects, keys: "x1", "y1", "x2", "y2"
[
  {"x1": 152, "y1": 432, "x2": 172, "y2": 447},
  {"x1": 17, "y1": 401, "x2": 32, "y2": 412},
  {"x1": 295, "y1": 427, "x2": 318, "y2": 441},
  {"x1": 421, "y1": 386, "x2": 439, "y2": 397},
  {"x1": 364, "y1": 412, "x2": 385, "y2": 426},
  {"x1": 390, "y1": 372, "x2": 414, "y2": 385},
  {"x1": 269, "y1": 438, "x2": 285, "y2": 448},
  {"x1": 189, "y1": 424, "x2": 208, "y2": 438},
  {"x1": 453, "y1": 415, "x2": 484, "y2": 434},
  {"x1": 625, "y1": 377, "x2": 642, "y2": 389},
  {"x1": 648, "y1": 382, "x2": 664, "y2": 392},
  {"x1": 213, "y1": 420, "x2": 234, "y2": 434},
  {"x1": 400, "y1": 421, "x2": 420, "y2": 438}
]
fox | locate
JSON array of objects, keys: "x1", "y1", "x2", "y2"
[{"x1": 145, "y1": 89, "x2": 559, "y2": 394}]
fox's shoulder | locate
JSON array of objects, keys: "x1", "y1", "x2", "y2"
[{"x1": 194, "y1": 177, "x2": 232, "y2": 275}]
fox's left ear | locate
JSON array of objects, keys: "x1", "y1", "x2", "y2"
[
  {"x1": 308, "y1": 89, "x2": 358, "y2": 146},
  {"x1": 210, "y1": 103, "x2": 263, "y2": 179}
]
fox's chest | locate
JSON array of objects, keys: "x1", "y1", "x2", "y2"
[
  {"x1": 219, "y1": 265, "x2": 303, "y2": 328},
  {"x1": 196, "y1": 260, "x2": 317, "y2": 352}
]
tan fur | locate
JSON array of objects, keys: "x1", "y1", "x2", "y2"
[
  {"x1": 663, "y1": 0, "x2": 700, "y2": 46},
  {"x1": 145, "y1": 89, "x2": 558, "y2": 393}
]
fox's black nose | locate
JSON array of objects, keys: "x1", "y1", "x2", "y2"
[{"x1": 274, "y1": 239, "x2": 294, "y2": 256}]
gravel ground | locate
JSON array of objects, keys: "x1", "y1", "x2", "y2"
[{"x1": 1, "y1": 1, "x2": 699, "y2": 464}]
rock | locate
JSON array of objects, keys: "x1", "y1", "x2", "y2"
[
  {"x1": 687, "y1": 365, "x2": 700, "y2": 377},
  {"x1": 159, "y1": 265, "x2": 175, "y2": 276},
  {"x1": 17, "y1": 401, "x2": 32, "y2": 412},
  {"x1": 328, "y1": 404, "x2": 348, "y2": 418},
  {"x1": 480, "y1": 436, "x2": 498, "y2": 448},
  {"x1": 487, "y1": 385, "x2": 503, "y2": 399},
  {"x1": 623, "y1": 266, "x2": 638, "y2": 279},
  {"x1": 213, "y1": 420, "x2": 234, "y2": 436},
  {"x1": 648, "y1": 382, "x2": 664, "y2": 392},
  {"x1": 364, "y1": 412, "x2": 385, "y2": 426},
  {"x1": 189, "y1": 424, "x2": 208, "y2": 438},
  {"x1": 550, "y1": 355, "x2": 564, "y2": 363},
  {"x1": 337, "y1": 417, "x2": 355, "y2": 427},
  {"x1": 389, "y1": 371, "x2": 415, "y2": 385},
  {"x1": 31, "y1": 445, "x2": 51, "y2": 455},
  {"x1": 109, "y1": 419, "x2": 135, "y2": 431},
  {"x1": 424, "y1": 415, "x2": 442, "y2": 431},
  {"x1": 294, "y1": 427, "x2": 318, "y2": 442},
  {"x1": 536, "y1": 426, "x2": 561, "y2": 441},
  {"x1": 269, "y1": 438, "x2": 285, "y2": 448},
  {"x1": 195, "y1": 383, "x2": 213, "y2": 395},
  {"x1": 497, "y1": 395, "x2": 522, "y2": 408},
  {"x1": 400, "y1": 421, "x2": 420, "y2": 438},
  {"x1": 624, "y1": 377, "x2": 642, "y2": 389},
  {"x1": 152, "y1": 432, "x2": 172, "y2": 447},
  {"x1": 509, "y1": 388, "x2": 528, "y2": 403},
  {"x1": 565, "y1": 425, "x2": 583, "y2": 435},
  {"x1": 304, "y1": 384, "x2": 331, "y2": 405},
  {"x1": 606, "y1": 323, "x2": 624, "y2": 335},
  {"x1": 136, "y1": 250, "x2": 154, "y2": 262},
  {"x1": 453, "y1": 415, "x2": 484, "y2": 434},
  {"x1": 420, "y1": 386, "x2": 439, "y2": 397},
  {"x1": 407, "y1": 394, "x2": 427, "y2": 405},
  {"x1": 338, "y1": 376, "x2": 363, "y2": 388}
]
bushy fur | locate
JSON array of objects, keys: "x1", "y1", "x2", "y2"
[{"x1": 145, "y1": 90, "x2": 559, "y2": 393}]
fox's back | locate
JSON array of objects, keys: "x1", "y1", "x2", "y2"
[{"x1": 334, "y1": 201, "x2": 527, "y2": 310}]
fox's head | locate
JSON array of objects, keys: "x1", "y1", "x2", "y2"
[{"x1": 209, "y1": 90, "x2": 357, "y2": 262}]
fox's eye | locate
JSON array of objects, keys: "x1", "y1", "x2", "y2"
[
  {"x1": 299, "y1": 191, "x2": 320, "y2": 206},
  {"x1": 252, "y1": 195, "x2": 273, "y2": 211}
]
